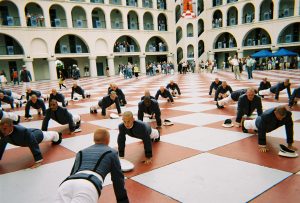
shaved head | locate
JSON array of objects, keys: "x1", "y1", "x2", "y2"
[{"x1": 94, "y1": 128, "x2": 110, "y2": 145}]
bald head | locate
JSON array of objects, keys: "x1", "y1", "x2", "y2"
[
  {"x1": 94, "y1": 128, "x2": 110, "y2": 145},
  {"x1": 144, "y1": 90, "x2": 151, "y2": 97},
  {"x1": 159, "y1": 86, "x2": 165, "y2": 92}
]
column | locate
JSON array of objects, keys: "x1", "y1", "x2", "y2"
[
  {"x1": 273, "y1": 0, "x2": 279, "y2": 19},
  {"x1": 139, "y1": 55, "x2": 146, "y2": 74},
  {"x1": 271, "y1": 46, "x2": 279, "y2": 53},
  {"x1": 66, "y1": 11, "x2": 73, "y2": 28},
  {"x1": 208, "y1": 51, "x2": 215, "y2": 61},
  {"x1": 47, "y1": 57, "x2": 58, "y2": 80},
  {"x1": 254, "y1": 2, "x2": 260, "y2": 22},
  {"x1": 153, "y1": 0, "x2": 157, "y2": 9},
  {"x1": 89, "y1": 56, "x2": 97, "y2": 77},
  {"x1": 86, "y1": 11, "x2": 93, "y2": 29},
  {"x1": 237, "y1": 49, "x2": 243, "y2": 59},
  {"x1": 23, "y1": 58, "x2": 35, "y2": 82},
  {"x1": 107, "y1": 56, "x2": 115, "y2": 76},
  {"x1": 167, "y1": 53, "x2": 174, "y2": 63},
  {"x1": 295, "y1": 0, "x2": 300, "y2": 16}
]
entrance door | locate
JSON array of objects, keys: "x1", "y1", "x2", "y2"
[
  {"x1": 8, "y1": 61, "x2": 17, "y2": 81},
  {"x1": 96, "y1": 62, "x2": 104, "y2": 76}
]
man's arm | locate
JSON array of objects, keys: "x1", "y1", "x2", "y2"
[
  {"x1": 289, "y1": 89, "x2": 296, "y2": 107},
  {"x1": 115, "y1": 98, "x2": 122, "y2": 114},
  {"x1": 176, "y1": 84, "x2": 181, "y2": 95},
  {"x1": 25, "y1": 102, "x2": 31, "y2": 118},
  {"x1": 41, "y1": 110, "x2": 51, "y2": 131},
  {"x1": 285, "y1": 115, "x2": 294, "y2": 145},
  {"x1": 117, "y1": 125, "x2": 126, "y2": 157},
  {"x1": 41, "y1": 102, "x2": 46, "y2": 116},
  {"x1": 286, "y1": 85, "x2": 291, "y2": 99},
  {"x1": 26, "y1": 130, "x2": 43, "y2": 162},
  {"x1": 256, "y1": 97, "x2": 263, "y2": 116},
  {"x1": 142, "y1": 126, "x2": 153, "y2": 159},
  {"x1": 67, "y1": 111, "x2": 76, "y2": 132},
  {"x1": 209, "y1": 82, "x2": 213, "y2": 95},
  {"x1": 167, "y1": 91, "x2": 174, "y2": 102},
  {"x1": 71, "y1": 88, "x2": 74, "y2": 99},
  {"x1": 137, "y1": 104, "x2": 144, "y2": 121},
  {"x1": 214, "y1": 88, "x2": 220, "y2": 101},
  {"x1": 0, "y1": 138, "x2": 8, "y2": 160},
  {"x1": 155, "y1": 91, "x2": 160, "y2": 100},
  {"x1": 154, "y1": 103, "x2": 162, "y2": 127},
  {"x1": 275, "y1": 85, "x2": 280, "y2": 100},
  {"x1": 110, "y1": 151, "x2": 129, "y2": 203},
  {"x1": 235, "y1": 97, "x2": 244, "y2": 123}
]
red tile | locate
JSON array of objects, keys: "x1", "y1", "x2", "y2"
[
  {"x1": 121, "y1": 141, "x2": 202, "y2": 178},
  {"x1": 148, "y1": 122, "x2": 198, "y2": 135},
  {"x1": 0, "y1": 143, "x2": 75, "y2": 174},
  {"x1": 160, "y1": 109, "x2": 195, "y2": 117},
  {"x1": 250, "y1": 174, "x2": 300, "y2": 203},
  {"x1": 210, "y1": 136, "x2": 300, "y2": 173},
  {"x1": 203, "y1": 119, "x2": 242, "y2": 133},
  {"x1": 159, "y1": 102, "x2": 191, "y2": 109},
  {"x1": 99, "y1": 179, "x2": 179, "y2": 203}
]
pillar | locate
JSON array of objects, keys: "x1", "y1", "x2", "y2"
[
  {"x1": 273, "y1": 0, "x2": 279, "y2": 19},
  {"x1": 23, "y1": 58, "x2": 35, "y2": 82},
  {"x1": 208, "y1": 51, "x2": 215, "y2": 61},
  {"x1": 139, "y1": 55, "x2": 146, "y2": 74},
  {"x1": 271, "y1": 46, "x2": 279, "y2": 53},
  {"x1": 47, "y1": 57, "x2": 57, "y2": 80},
  {"x1": 107, "y1": 56, "x2": 115, "y2": 76},
  {"x1": 167, "y1": 53, "x2": 174, "y2": 63},
  {"x1": 295, "y1": 0, "x2": 300, "y2": 16},
  {"x1": 89, "y1": 56, "x2": 97, "y2": 77},
  {"x1": 237, "y1": 49, "x2": 243, "y2": 58}
]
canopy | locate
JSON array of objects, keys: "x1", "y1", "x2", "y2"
[
  {"x1": 272, "y1": 48, "x2": 298, "y2": 57},
  {"x1": 251, "y1": 50, "x2": 273, "y2": 58}
]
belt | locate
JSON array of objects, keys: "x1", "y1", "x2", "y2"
[{"x1": 76, "y1": 170, "x2": 103, "y2": 183}]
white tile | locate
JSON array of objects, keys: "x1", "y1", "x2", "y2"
[
  {"x1": 161, "y1": 127, "x2": 251, "y2": 151},
  {"x1": 170, "y1": 113, "x2": 229, "y2": 126},
  {"x1": 170, "y1": 103, "x2": 216, "y2": 112},
  {"x1": 88, "y1": 118, "x2": 122, "y2": 130},
  {"x1": 175, "y1": 97, "x2": 211, "y2": 103},
  {"x1": 132, "y1": 153, "x2": 291, "y2": 203}
]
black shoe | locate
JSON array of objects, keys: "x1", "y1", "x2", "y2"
[
  {"x1": 16, "y1": 102, "x2": 19, "y2": 108},
  {"x1": 149, "y1": 115, "x2": 154, "y2": 119},
  {"x1": 65, "y1": 101, "x2": 68, "y2": 106},
  {"x1": 242, "y1": 120, "x2": 248, "y2": 133},
  {"x1": 38, "y1": 111, "x2": 41, "y2": 115},
  {"x1": 216, "y1": 102, "x2": 223, "y2": 109},
  {"x1": 13, "y1": 115, "x2": 21, "y2": 124},
  {"x1": 76, "y1": 120, "x2": 81, "y2": 129},
  {"x1": 52, "y1": 132, "x2": 62, "y2": 145},
  {"x1": 90, "y1": 108, "x2": 93, "y2": 114},
  {"x1": 167, "y1": 99, "x2": 170, "y2": 102},
  {"x1": 94, "y1": 109, "x2": 97, "y2": 114},
  {"x1": 154, "y1": 129, "x2": 160, "y2": 142}
]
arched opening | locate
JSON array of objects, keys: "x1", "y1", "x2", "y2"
[
  {"x1": 187, "y1": 23, "x2": 194, "y2": 37},
  {"x1": 146, "y1": 36, "x2": 168, "y2": 52},
  {"x1": 227, "y1": 0, "x2": 238, "y2": 3},
  {"x1": 198, "y1": 40, "x2": 204, "y2": 57},
  {"x1": 158, "y1": 13, "x2": 167, "y2": 31},
  {"x1": 114, "y1": 35, "x2": 140, "y2": 52},
  {"x1": 0, "y1": 1, "x2": 20, "y2": 26},
  {"x1": 198, "y1": 19, "x2": 204, "y2": 37},
  {"x1": 212, "y1": 10, "x2": 223, "y2": 28},
  {"x1": 242, "y1": 3, "x2": 255, "y2": 24},
  {"x1": 187, "y1": 44, "x2": 194, "y2": 58},
  {"x1": 127, "y1": 11, "x2": 139, "y2": 30},
  {"x1": 71, "y1": 6, "x2": 87, "y2": 28},
  {"x1": 175, "y1": 5, "x2": 181, "y2": 23},
  {"x1": 197, "y1": 0, "x2": 204, "y2": 16},
  {"x1": 260, "y1": 0, "x2": 273, "y2": 21},
  {"x1": 227, "y1": 6, "x2": 238, "y2": 26},
  {"x1": 143, "y1": 12, "x2": 154, "y2": 30},
  {"x1": 143, "y1": 0, "x2": 153, "y2": 8},
  {"x1": 55, "y1": 34, "x2": 89, "y2": 54},
  {"x1": 177, "y1": 47, "x2": 183, "y2": 64},
  {"x1": 157, "y1": 0, "x2": 167, "y2": 10},
  {"x1": 49, "y1": 4, "x2": 67, "y2": 27},
  {"x1": 91, "y1": 8, "x2": 106, "y2": 28},
  {"x1": 214, "y1": 32, "x2": 237, "y2": 49},
  {"x1": 176, "y1": 27, "x2": 183, "y2": 44},
  {"x1": 213, "y1": 0, "x2": 223, "y2": 7},
  {"x1": 243, "y1": 28, "x2": 272, "y2": 46},
  {"x1": 111, "y1": 9, "x2": 123, "y2": 29},
  {"x1": 278, "y1": 0, "x2": 294, "y2": 18},
  {"x1": 278, "y1": 22, "x2": 299, "y2": 43},
  {"x1": 0, "y1": 33, "x2": 24, "y2": 55},
  {"x1": 25, "y1": 2, "x2": 45, "y2": 27}
]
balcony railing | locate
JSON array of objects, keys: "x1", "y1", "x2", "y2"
[
  {"x1": 143, "y1": 0, "x2": 153, "y2": 8},
  {"x1": 279, "y1": 8, "x2": 294, "y2": 18},
  {"x1": 278, "y1": 34, "x2": 299, "y2": 43},
  {"x1": 128, "y1": 22, "x2": 139, "y2": 30},
  {"x1": 110, "y1": 0, "x2": 122, "y2": 5},
  {"x1": 93, "y1": 20, "x2": 106, "y2": 28},
  {"x1": 50, "y1": 18, "x2": 67, "y2": 27},
  {"x1": 144, "y1": 23, "x2": 154, "y2": 30},
  {"x1": 111, "y1": 21, "x2": 124, "y2": 29},
  {"x1": 72, "y1": 19, "x2": 88, "y2": 28},
  {"x1": 0, "y1": 45, "x2": 23, "y2": 55},
  {"x1": 0, "y1": 16, "x2": 20, "y2": 26}
]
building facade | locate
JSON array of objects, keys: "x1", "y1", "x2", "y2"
[{"x1": 0, "y1": 0, "x2": 299, "y2": 81}]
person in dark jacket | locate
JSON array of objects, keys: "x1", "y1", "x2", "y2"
[
  {"x1": 141, "y1": 89, "x2": 155, "y2": 101},
  {"x1": 71, "y1": 82, "x2": 86, "y2": 100},
  {"x1": 108, "y1": 83, "x2": 127, "y2": 106},
  {"x1": 49, "y1": 89, "x2": 68, "y2": 107},
  {"x1": 42, "y1": 99, "x2": 81, "y2": 133},
  {"x1": 90, "y1": 91, "x2": 121, "y2": 116},
  {"x1": 209, "y1": 78, "x2": 222, "y2": 96},
  {"x1": 0, "y1": 118, "x2": 61, "y2": 169},
  {"x1": 216, "y1": 88, "x2": 247, "y2": 108},
  {"x1": 235, "y1": 88, "x2": 263, "y2": 126},
  {"x1": 258, "y1": 79, "x2": 291, "y2": 100},
  {"x1": 26, "y1": 87, "x2": 47, "y2": 101},
  {"x1": 0, "y1": 109, "x2": 20, "y2": 124},
  {"x1": 214, "y1": 81, "x2": 233, "y2": 101},
  {"x1": 138, "y1": 96, "x2": 162, "y2": 128},
  {"x1": 166, "y1": 80, "x2": 181, "y2": 97},
  {"x1": 289, "y1": 87, "x2": 300, "y2": 108},
  {"x1": 258, "y1": 78, "x2": 271, "y2": 92},
  {"x1": 0, "y1": 89, "x2": 23, "y2": 101},
  {"x1": 20, "y1": 65, "x2": 32, "y2": 96},
  {"x1": 155, "y1": 86, "x2": 174, "y2": 103},
  {"x1": 25, "y1": 94, "x2": 46, "y2": 120},
  {"x1": 56, "y1": 129, "x2": 129, "y2": 203},
  {"x1": 242, "y1": 106, "x2": 296, "y2": 153},
  {"x1": 118, "y1": 111, "x2": 160, "y2": 164},
  {"x1": 0, "y1": 92, "x2": 19, "y2": 109}
]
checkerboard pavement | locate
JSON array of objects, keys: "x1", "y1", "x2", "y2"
[{"x1": 0, "y1": 70, "x2": 300, "y2": 203}]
